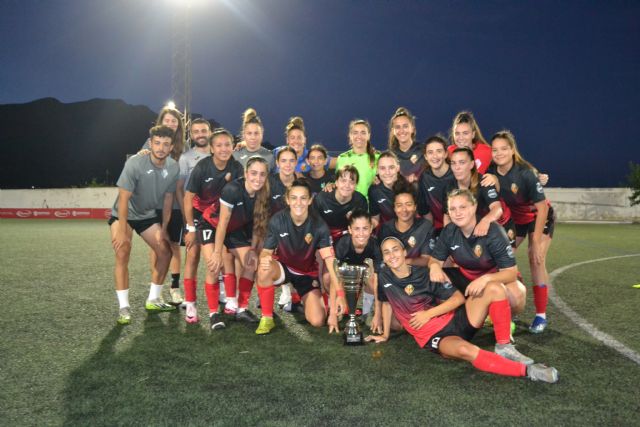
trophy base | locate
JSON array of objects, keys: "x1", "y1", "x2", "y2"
[{"x1": 343, "y1": 331, "x2": 364, "y2": 346}]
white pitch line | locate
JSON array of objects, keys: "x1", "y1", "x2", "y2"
[{"x1": 548, "y1": 253, "x2": 640, "y2": 366}]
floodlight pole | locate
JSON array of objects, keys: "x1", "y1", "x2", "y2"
[{"x1": 171, "y1": 1, "x2": 192, "y2": 122}]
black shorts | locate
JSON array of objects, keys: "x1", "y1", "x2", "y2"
[
  {"x1": 425, "y1": 305, "x2": 479, "y2": 354},
  {"x1": 442, "y1": 267, "x2": 471, "y2": 294},
  {"x1": 156, "y1": 209, "x2": 183, "y2": 244},
  {"x1": 224, "y1": 227, "x2": 252, "y2": 249},
  {"x1": 515, "y1": 206, "x2": 555, "y2": 239},
  {"x1": 197, "y1": 217, "x2": 216, "y2": 245},
  {"x1": 276, "y1": 264, "x2": 321, "y2": 298},
  {"x1": 108, "y1": 216, "x2": 160, "y2": 235}
]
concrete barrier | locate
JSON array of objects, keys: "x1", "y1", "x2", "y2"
[{"x1": 0, "y1": 187, "x2": 638, "y2": 222}]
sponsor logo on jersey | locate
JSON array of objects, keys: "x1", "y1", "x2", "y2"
[
  {"x1": 510, "y1": 183, "x2": 519, "y2": 194},
  {"x1": 536, "y1": 182, "x2": 543, "y2": 193},
  {"x1": 377, "y1": 198, "x2": 386, "y2": 203},
  {"x1": 236, "y1": 202, "x2": 243, "y2": 206},
  {"x1": 404, "y1": 284, "x2": 414, "y2": 295},
  {"x1": 506, "y1": 245, "x2": 515, "y2": 258},
  {"x1": 304, "y1": 233, "x2": 313, "y2": 244},
  {"x1": 279, "y1": 232, "x2": 289, "y2": 238},
  {"x1": 450, "y1": 245, "x2": 460, "y2": 250},
  {"x1": 473, "y1": 244, "x2": 483, "y2": 258},
  {"x1": 443, "y1": 282, "x2": 453, "y2": 289},
  {"x1": 487, "y1": 189, "x2": 498, "y2": 199},
  {"x1": 204, "y1": 177, "x2": 213, "y2": 182},
  {"x1": 383, "y1": 283, "x2": 392, "y2": 288},
  {"x1": 323, "y1": 209, "x2": 333, "y2": 214},
  {"x1": 240, "y1": 154, "x2": 248, "y2": 160},
  {"x1": 273, "y1": 194, "x2": 282, "y2": 200},
  {"x1": 427, "y1": 186, "x2": 435, "y2": 192},
  {"x1": 407, "y1": 236, "x2": 416, "y2": 248},
  {"x1": 146, "y1": 169, "x2": 154, "y2": 174},
  {"x1": 346, "y1": 210, "x2": 353, "y2": 219},
  {"x1": 410, "y1": 154, "x2": 418, "y2": 164},
  {"x1": 429, "y1": 238, "x2": 436, "y2": 250}
]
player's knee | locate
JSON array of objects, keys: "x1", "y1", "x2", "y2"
[
  {"x1": 114, "y1": 243, "x2": 132, "y2": 262},
  {"x1": 485, "y1": 281, "x2": 506, "y2": 299},
  {"x1": 307, "y1": 315, "x2": 325, "y2": 328},
  {"x1": 456, "y1": 342, "x2": 477, "y2": 361}
]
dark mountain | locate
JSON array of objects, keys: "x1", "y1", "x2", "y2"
[{"x1": 0, "y1": 98, "x2": 159, "y2": 188}]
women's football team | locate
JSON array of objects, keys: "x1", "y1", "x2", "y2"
[{"x1": 111, "y1": 106, "x2": 558, "y2": 383}]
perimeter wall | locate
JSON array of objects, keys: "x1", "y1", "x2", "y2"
[{"x1": 0, "y1": 187, "x2": 639, "y2": 222}]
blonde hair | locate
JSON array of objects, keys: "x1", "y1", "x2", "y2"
[
  {"x1": 285, "y1": 116, "x2": 305, "y2": 137},
  {"x1": 451, "y1": 111, "x2": 488, "y2": 148},
  {"x1": 241, "y1": 108, "x2": 263, "y2": 130}
]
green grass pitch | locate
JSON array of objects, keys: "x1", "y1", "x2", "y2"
[{"x1": 1, "y1": 220, "x2": 639, "y2": 426}]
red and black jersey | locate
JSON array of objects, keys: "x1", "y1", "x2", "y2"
[
  {"x1": 431, "y1": 222, "x2": 516, "y2": 281},
  {"x1": 268, "y1": 173, "x2": 289, "y2": 214},
  {"x1": 378, "y1": 217, "x2": 435, "y2": 259},
  {"x1": 334, "y1": 235, "x2": 384, "y2": 273},
  {"x1": 216, "y1": 178, "x2": 256, "y2": 232},
  {"x1": 263, "y1": 210, "x2": 332, "y2": 276},
  {"x1": 312, "y1": 190, "x2": 368, "y2": 241},
  {"x1": 186, "y1": 157, "x2": 243, "y2": 214},
  {"x1": 417, "y1": 167, "x2": 456, "y2": 230},
  {"x1": 303, "y1": 170, "x2": 335, "y2": 197},
  {"x1": 393, "y1": 142, "x2": 425, "y2": 179},
  {"x1": 368, "y1": 183, "x2": 396, "y2": 226},
  {"x1": 378, "y1": 265, "x2": 457, "y2": 348},
  {"x1": 486, "y1": 163, "x2": 548, "y2": 225},
  {"x1": 443, "y1": 175, "x2": 511, "y2": 226}
]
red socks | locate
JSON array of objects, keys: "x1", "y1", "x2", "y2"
[
  {"x1": 238, "y1": 277, "x2": 254, "y2": 309},
  {"x1": 204, "y1": 282, "x2": 220, "y2": 313},
  {"x1": 223, "y1": 273, "x2": 237, "y2": 300},
  {"x1": 257, "y1": 285, "x2": 275, "y2": 317},
  {"x1": 472, "y1": 349, "x2": 526, "y2": 377},
  {"x1": 489, "y1": 299, "x2": 512, "y2": 345},
  {"x1": 533, "y1": 285, "x2": 548, "y2": 314},
  {"x1": 184, "y1": 278, "x2": 197, "y2": 302}
]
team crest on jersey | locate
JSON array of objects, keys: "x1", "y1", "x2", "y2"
[
  {"x1": 304, "y1": 233, "x2": 313, "y2": 244},
  {"x1": 473, "y1": 244, "x2": 483, "y2": 258},
  {"x1": 405, "y1": 284, "x2": 414, "y2": 295},
  {"x1": 225, "y1": 173, "x2": 231, "y2": 181},
  {"x1": 410, "y1": 154, "x2": 418, "y2": 164},
  {"x1": 407, "y1": 236, "x2": 416, "y2": 248},
  {"x1": 301, "y1": 163, "x2": 308, "y2": 172},
  {"x1": 488, "y1": 189, "x2": 498, "y2": 199},
  {"x1": 510, "y1": 183, "x2": 519, "y2": 194},
  {"x1": 161, "y1": 169, "x2": 169, "y2": 178},
  {"x1": 346, "y1": 210, "x2": 353, "y2": 219}
]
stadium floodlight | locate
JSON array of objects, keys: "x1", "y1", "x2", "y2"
[
  {"x1": 171, "y1": 0, "x2": 192, "y2": 122},
  {"x1": 165, "y1": 101, "x2": 177, "y2": 110}
]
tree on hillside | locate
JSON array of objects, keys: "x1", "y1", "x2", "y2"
[{"x1": 627, "y1": 162, "x2": 640, "y2": 206}]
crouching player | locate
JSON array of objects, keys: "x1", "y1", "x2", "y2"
[
  {"x1": 365, "y1": 236, "x2": 558, "y2": 383},
  {"x1": 109, "y1": 125, "x2": 180, "y2": 324},
  {"x1": 256, "y1": 179, "x2": 345, "y2": 334}
]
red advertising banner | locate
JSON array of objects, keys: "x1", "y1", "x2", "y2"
[{"x1": 0, "y1": 208, "x2": 112, "y2": 219}]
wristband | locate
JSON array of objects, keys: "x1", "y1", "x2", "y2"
[
  {"x1": 185, "y1": 225, "x2": 196, "y2": 233},
  {"x1": 336, "y1": 290, "x2": 345, "y2": 298}
]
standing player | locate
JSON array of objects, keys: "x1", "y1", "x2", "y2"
[
  {"x1": 312, "y1": 165, "x2": 368, "y2": 242},
  {"x1": 429, "y1": 189, "x2": 526, "y2": 315},
  {"x1": 109, "y1": 125, "x2": 180, "y2": 324},
  {"x1": 417, "y1": 135, "x2": 456, "y2": 234},
  {"x1": 445, "y1": 147, "x2": 515, "y2": 244},
  {"x1": 447, "y1": 111, "x2": 492, "y2": 174},
  {"x1": 174, "y1": 118, "x2": 212, "y2": 304},
  {"x1": 487, "y1": 130, "x2": 555, "y2": 333},
  {"x1": 335, "y1": 119, "x2": 380, "y2": 199},
  {"x1": 273, "y1": 116, "x2": 335, "y2": 173},
  {"x1": 304, "y1": 144, "x2": 335, "y2": 196},
  {"x1": 366, "y1": 237, "x2": 558, "y2": 383},
  {"x1": 255, "y1": 179, "x2": 345, "y2": 334},
  {"x1": 183, "y1": 128, "x2": 244, "y2": 325},
  {"x1": 269, "y1": 147, "x2": 298, "y2": 214},
  {"x1": 368, "y1": 151, "x2": 407, "y2": 231},
  {"x1": 378, "y1": 186, "x2": 434, "y2": 267},
  {"x1": 387, "y1": 107, "x2": 424, "y2": 183},
  {"x1": 233, "y1": 108, "x2": 274, "y2": 170},
  {"x1": 208, "y1": 157, "x2": 271, "y2": 326}
]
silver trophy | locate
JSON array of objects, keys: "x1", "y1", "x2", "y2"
[{"x1": 335, "y1": 261, "x2": 371, "y2": 346}]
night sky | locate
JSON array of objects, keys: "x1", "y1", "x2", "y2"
[{"x1": 1, "y1": 0, "x2": 639, "y2": 187}]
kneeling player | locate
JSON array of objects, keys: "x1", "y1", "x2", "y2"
[
  {"x1": 366, "y1": 237, "x2": 558, "y2": 383},
  {"x1": 256, "y1": 179, "x2": 344, "y2": 334},
  {"x1": 109, "y1": 125, "x2": 180, "y2": 324}
]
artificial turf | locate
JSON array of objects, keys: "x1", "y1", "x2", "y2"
[{"x1": 0, "y1": 220, "x2": 639, "y2": 426}]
